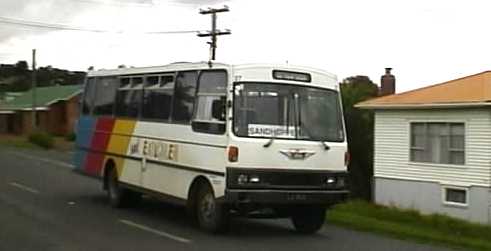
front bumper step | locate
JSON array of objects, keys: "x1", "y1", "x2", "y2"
[{"x1": 224, "y1": 189, "x2": 349, "y2": 205}]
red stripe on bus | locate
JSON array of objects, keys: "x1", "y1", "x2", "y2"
[{"x1": 85, "y1": 117, "x2": 116, "y2": 176}]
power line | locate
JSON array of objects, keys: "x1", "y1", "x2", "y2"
[
  {"x1": 0, "y1": 16, "x2": 106, "y2": 33},
  {"x1": 0, "y1": 16, "x2": 200, "y2": 34},
  {"x1": 68, "y1": 0, "x2": 155, "y2": 7},
  {"x1": 64, "y1": 0, "x2": 220, "y2": 8}
]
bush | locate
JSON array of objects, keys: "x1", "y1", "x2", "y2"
[
  {"x1": 65, "y1": 132, "x2": 76, "y2": 142},
  {"x1": 28, "y1": 132, "x2": 54, "y2": 149}
]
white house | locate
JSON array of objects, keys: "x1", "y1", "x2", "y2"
[{"x1": 356, "y1": 71, "x2": 491, "y2": 224}]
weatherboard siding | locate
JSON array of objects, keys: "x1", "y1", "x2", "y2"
[{"x1": 374, "y1": 109, "x2": 491, "y2": 187}]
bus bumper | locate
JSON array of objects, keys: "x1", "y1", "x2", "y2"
[{"x1": 224, "y1": 189, "x2": 349, "y2": 205}]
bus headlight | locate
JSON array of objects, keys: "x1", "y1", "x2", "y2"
[
  {"x1": 337, "y1": 177, "x2": 345, "y2": 187},
  {"x1": 237, "y1": 174, "x2": 248, "y2": 185},
  {"x1": 249, "y1": 175, "x2": 260, "y2": 183},
  {"x1": 326, "y1": 177, "x2": 336, "y2": 184}
]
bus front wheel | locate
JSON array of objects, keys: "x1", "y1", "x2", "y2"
[
  {"x1": 290, "y1": 206, "x2": 326, "y2": 234},
  {"x1": 195, "y1": 183, "x2": 229, "y2": 233}
]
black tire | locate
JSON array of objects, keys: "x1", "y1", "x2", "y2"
[
  {"x1": 107, "y1": 168, "x2": 140, "y2": 208},
  {"x1": 290, "y1": 206, "x2": 326, "y2": 234},
  {"x1": 195, "y1": 183, "x2": 229, "y2": 233}
]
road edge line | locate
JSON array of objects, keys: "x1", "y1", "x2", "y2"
[{"x1": 119, "y1": 219, "x2": 191, "y2": 243}]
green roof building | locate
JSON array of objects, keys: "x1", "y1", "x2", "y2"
[{"x1": 0, "y1": 85, "x2": 82, "y2": 135}]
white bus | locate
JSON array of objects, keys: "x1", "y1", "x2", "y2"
[{"x1": 73, "y1": 62, "x2": 349, "y2": 233}]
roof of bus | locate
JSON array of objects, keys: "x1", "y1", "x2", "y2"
[
  {"x1": 87, "y1": 62, "x2": 337, "y2": 80},
  {"x1": 232, "y1": 64, "x2": 337, "y2": 79},
  {"x1": 87, "y1": 62, "x2": 228, "y2": 77}
]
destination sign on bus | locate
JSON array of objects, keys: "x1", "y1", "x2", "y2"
[
  {"x1": 273, "y1": 70, "x2": 311, "y2": 82},
  {"x1": 248, "y1": 124, "x2": 295, "y2": 138}
]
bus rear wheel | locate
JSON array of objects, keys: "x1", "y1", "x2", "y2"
[
  {"x1": 290, "y1": 206, "x2": 326, "y2": 234},
  {"x1": 107, "y1": 168, "x2": 140, "y2": 208},
  {"x1": 195, "y1": 183, "x2": 229, "y2": 233}
]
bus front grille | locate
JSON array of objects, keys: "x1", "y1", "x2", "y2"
[{"x1": 226, "y1": 168, "x2": 347, "y2": 190}]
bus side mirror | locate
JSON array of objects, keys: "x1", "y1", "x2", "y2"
[{"x1": 211, "y1": 99, "x2": 225, "y2": 121}]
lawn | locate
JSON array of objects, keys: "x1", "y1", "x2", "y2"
[
  {"x1": 327, "y1": 200, "x2": 491, "y2": 251},
  {"x1": 0, "y1": 134, "x2": 38, "y2": 148},
  {"x1": 0, "y1": 134, "x2": 74, "y2": 151}
]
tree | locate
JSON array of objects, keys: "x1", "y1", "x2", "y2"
[
  {"x1": 340, "y1": 75, "x2": 379, "y2": 200},
  {"x1": 15, "y1": 61, "x2": 28, "y2": 72}
]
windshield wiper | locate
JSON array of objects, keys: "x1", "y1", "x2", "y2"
[
  {"x1": 320, "y1": 141, "x2": 330, "y2": 150},
  {"x1": 299, "y1": 121, "x2": 330, "y2": 151},
  {"x1": 263, "y1": 134, "x2": 275, "y2": 148},
  {"x1": 295, "y1": 93, "x2": 330, "y2": 151}
]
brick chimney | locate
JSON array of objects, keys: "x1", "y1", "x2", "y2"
[{"x1": 380, "y1": 68, "x2": 395, "y2": 96}]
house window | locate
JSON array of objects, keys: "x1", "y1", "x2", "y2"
[
  {"x1": 410, "y1": 122, "x2": 465, "y2": 165},
  {"x1": 443, "y1": 187, "x2": 468, "y2": 206}
]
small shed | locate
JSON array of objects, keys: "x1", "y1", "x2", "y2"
[
  {"x1": 357, "y1": 71, "x2": 491, "y2": 224},
  {"x1": 0, "y1": 85, "x2": 82, "y2": 135}
]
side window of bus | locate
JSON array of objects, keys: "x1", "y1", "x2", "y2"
[
  {"x1": 142, "y1": 75, "x2": 174, "y2": 121},
  {"x1": 82, "y1": 77, "x2": 96, "y2": 115},
  {"x1": 93, "y1": 76, "x2": 118, "y2": 116},
  {"x1": 192, "y1": 70, "x2": 227, "y2": 134},
  {"x1": 171, "y1": 71, "x2": 198, "y2": 123},
  {"x1": 116, "y1": 77, "x2": 143, "y2": 118}
]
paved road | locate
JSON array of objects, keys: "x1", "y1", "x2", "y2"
[{"x1": 0, "y1": 147, "x2": 456, "y2": 251}]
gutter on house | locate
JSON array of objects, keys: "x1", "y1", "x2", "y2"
[{"x1": 356, "y1": 102, "x2": 491, "y2": 110}]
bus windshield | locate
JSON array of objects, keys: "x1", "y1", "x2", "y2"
[{"x1": 233, "y1": 82, "x2": 344, "y2": 142}]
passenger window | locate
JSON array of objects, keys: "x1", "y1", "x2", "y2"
[
  {"x1": 171, "y1": 71, "x2": 198, "y2": 123},
  {"x1": 120, "y1": 77, "x2": 130, "y2": 88},
  {"x1": 132, "y1": 77, "x2": 143, "y2": 87},
  {"x1": 82, "y1": 77, "x2": 96, "y2": 115},
  {"x1": 146, "y1": 76, "x2": 159, "y2": 87},
  {"x1": 93, "y1": 76, "x2": 118, "y2": 116},
  {"x1": 192, "y1": 70, "x2": 227, "y2": 134},
  {"x1": 142, "y1": 74, "x2": 174, "y2": 121},
  {"x1": 115, "y1": 77, "x2": 142, "y2": 118}
]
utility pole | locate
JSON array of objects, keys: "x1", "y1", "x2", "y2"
[
  {"x1": 31, "y1": 49, "x2": 37, "y2": 130},
  {"x1": 198, "y1": 6, "x2": 231, "y2": 64}
]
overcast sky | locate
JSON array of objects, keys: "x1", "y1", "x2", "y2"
[{"x1": 0, "y1": 0, "x2": 490, "y2": 92}]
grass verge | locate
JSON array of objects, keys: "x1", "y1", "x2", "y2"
[
  {"x1": 28, "y1": 132, "x2": 54, "y2": 149},
  {"x1": 0, "y1": 134, "x2": 74, "y2": 151},
  {"x1": 0, "y1": 135, "x2": 39, "y2": 149},
  {"x1": 327, "y1": 200, "x2": 491, "y2": 251}
]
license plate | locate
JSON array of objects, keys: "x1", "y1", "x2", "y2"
[{"x1": 287, "y1": 193, "x2": 307, "y2": 201}]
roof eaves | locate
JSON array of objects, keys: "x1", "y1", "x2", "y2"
[
  {"x1": 44, "y1": 90, "x2": 82, "y2": 106},
  {"x1": 0, "y1": 106, "x2": 49, "y2": 112},
  {"x1": 356, "y1": 102, "x2": 491, "y2": 110}
]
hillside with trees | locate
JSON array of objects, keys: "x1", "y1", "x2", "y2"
[{"x1": 0, "y1": 61, "x2": 86, "y2": 93}]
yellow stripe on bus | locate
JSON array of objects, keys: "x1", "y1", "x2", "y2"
[{"x1": 105, "y1": 119, "x2": 137, "y2": 177}]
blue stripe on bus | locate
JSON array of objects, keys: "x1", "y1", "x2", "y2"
[{"x1": 73, "y1": 116, "x2": 97, "y2": 170}]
